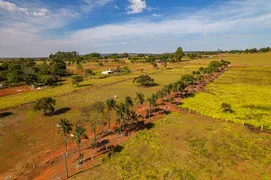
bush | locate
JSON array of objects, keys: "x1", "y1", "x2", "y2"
[
  {"x1": 33, "y1": 97, "x2": 56, "y2": 115},
  {"x1": 38, "y1": 75, "x2": 59, "y2": 86},
  {"x1": 133, "y1": 75, "x2": 157, "y2": 87},
  {"x1": 72, "y1": 75, "x2": 84, "y2": 86},
  {"x1": 221, "y1": 103, "x2": 234, "y2": 113},
  {"x1": 85, "y1": 69, "x2": 95, "y2": 76}
]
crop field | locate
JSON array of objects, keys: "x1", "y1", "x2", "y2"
[
  {"x1": 72, "y1": 113, "x2": 271, "y2": 180},
  {"x1": 181, "y1": 66, "x2": 271, "y2": 129}
]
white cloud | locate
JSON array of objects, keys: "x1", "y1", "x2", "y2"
[
  {"x1": 0, "y1": 0, "x2": 271, "y2": 57},
  {"x1": 152, "y1": 13, "x2": 162, "y2": 17},
  {"x1": 80, "y1": 0, "x2": 114, "y2": 13},
  {"x1": 0, "y1": 0, "x2": 28, "y2": 14},
  {"x1": 33, "y1": 8, "x2": 49, "y2": 17},
  {"x1": 114, "y1": 5, "x2": 119, "y2": 9},
  {"x1": 127, "y1": 0, "x2": 147, "y2": 14}
]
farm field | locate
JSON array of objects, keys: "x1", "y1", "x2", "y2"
[
  {"x1": 0, "y1": 62, "x2": 198, "y2": 110},
  {"x1": 72, "y1": 112, "x2": 271, "y2": 180},
  {"x1": 0, "y1": 52, "x2": 271, "y2": 178},
  {"x1": 0, "y1": 63, "x2": 201, "y2": 175},
  {"x1": 181, "y1": 66, "x2": 271, "y2": 130}
]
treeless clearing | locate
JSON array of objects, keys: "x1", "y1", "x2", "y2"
[{"x1": 0, "y1": 85, "x2": 33, "y2": 97}]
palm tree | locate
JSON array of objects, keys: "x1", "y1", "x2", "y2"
[
  {"x1": 90, "y1": 102, "x2": 105, "y2": 143},
  {"x1": 147, "y1": 94, "x2": 157, "y2": 118},
  {"x1": 106, "y1": 99, "x2": 116, "y2": 129},
  {"x1": 71, "y1": 125, "x2": 88, "y2": 164},
  {"x1": 135, "y1": 92, "x2": 145, "y2": 110},
  {"x1": 57, "y1": 119, "x2": 73, "y2": 179},
  {"x1": 115, "y1": 102, "x2": 126, "y2": 134},
  {"x1": 130, "y1": 110, "x2": 142, "y2": 130},
  {"x1": 125, "y1": 96, "x2": 134, "y2": 108}
]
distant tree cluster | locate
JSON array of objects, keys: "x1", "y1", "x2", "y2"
[{"x1": 0, "y1": 56, "x2": 67, "y2": 87}]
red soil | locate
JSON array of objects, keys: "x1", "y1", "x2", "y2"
[{"x1": 0, "y1": 85, "x2": 33, "y2": 97}]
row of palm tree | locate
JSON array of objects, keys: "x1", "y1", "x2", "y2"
[{"x1": 56, "y1": 119, "x2": 88, "y2": 178}]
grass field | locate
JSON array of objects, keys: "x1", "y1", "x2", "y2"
[
  {"x1": 1, "y1": 53, "x2": 271, "y2": 177},
  {"x1": 0, "y1": 62, "x2": 197, "y2": 110},
  {"x1": 72, "y1": 113, "x2": 271, "y2": 180},
  {"x1": 181, "y1": 66, "x2": 271, "y2": 129},
  {"x1": 0, "y1": 64, "x2": 201, "y2": 174}
]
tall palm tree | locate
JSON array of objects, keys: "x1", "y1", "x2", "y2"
[
  {"x1": 90, "y1": 102, "x2": 105, "y2": 143},
  {"x1": 135, "y1": 92, "x2": 145, "y2": 110},
  {"x1": 106, "y1": 99, "x2": 116, "y2": 129},
  {"x1": 125, "y1": 96, "x2": 134, "y2": 109},
  {"x1": 57, "y1": 118, "x2": 73, "y2": 179},
  {"x1": 147, "y1": 94, "x2": 157, "y2": 118},
  {"x1": 115, "y1": 102, "x2": 126, "y2": 134},
  {"x1": 72, "y1": 124, "x2": 88, "y2": 164}
]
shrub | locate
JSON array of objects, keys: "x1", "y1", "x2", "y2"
[
  {"x1": 221, "y1": 103, "x2": 234, "y2": 113},
  {"x1": 133, "y1": 75, "x2": 157, "y2": 87},
  {"x1": 85, "y1": 69, "x2": 95, "y2": 76},
  {"x1": 39, "y1": 75, "x2": 59, "y2": 86},
  {"x1": 33, "y1": 97, "x2": 56, "y2": 115},
  {"x1": 72, "y1": 75, "x2": 84, "y2": 86}
]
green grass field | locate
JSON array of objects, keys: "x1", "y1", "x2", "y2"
[
  {"x1": 181, "y1": 66, "x2": 271, "y2": 129},
  {"x1": 72, "y1": 113, "x2": 271, "y2": 180},
  {"x1": 1, "y1": 53, "x2": 271, "y2": 177}
]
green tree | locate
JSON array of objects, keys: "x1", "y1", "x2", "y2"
[
  {"x1": 135, "y1": 92, "x2": 145, "y2": 110},
  {"x1": 72, "y1": 75, "x2": 84, "y2": 86},
  {"x1": 106, "y1": 99, "x2": 116, "y2": 129},
  {"x1": 56, "y1": 119, "x2": 73, "y2": 179},
  {"x1": 115, "y1": 102, "x2": 127, "y2": 134},
  {"x1": 33, "y1": 97, "x2": 56, "y2": 115},
  {"x1": 125, "y1": 96, "x2": 134, "y2": 108},
  {"x1": 174, "y1": 47, "x2": 185, "y2": 61},
  {"x1": 89, "y1": 102, "x2": 105, "y2": 143},
  {"x1": 147, "y1": 94, "x2": 157, "y2": 118},
  {"x1": 133, "y1": 75, "x2": 157, "y2": 87},
  {"x1": 72, "y1": 125, "x2": 88, "y2": 164}
]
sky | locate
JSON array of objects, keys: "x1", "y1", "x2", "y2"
[{"x1": 0, "y1": 0, "x2": 271, "y2": 57}]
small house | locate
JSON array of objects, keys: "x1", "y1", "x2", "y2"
[{"x1": 102, "y1": 68, "x2": 115, "y2": 75}]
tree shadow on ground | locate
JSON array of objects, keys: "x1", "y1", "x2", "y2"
[
  {"x1": 79, "y1": 83, "x2": 93, "y2": 87},
  {"x1": 243, "y1": 105, "x2": 271, "y2": 111},
  {"x1": 49, "y1": 107, "x2": 71, "y2": 116},
  {"x1": 71, "y1": 164, "x2": 101, "y2": 177},
  {"x1": 144, "y1": 122, "x2": 155, "y2": 130},
  {"x1": 0, "y1": 112, "x2": 13, "y2": 118}
]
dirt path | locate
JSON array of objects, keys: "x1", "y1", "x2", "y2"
[{"x1": 0, "y1": 85, "x2": 33, "y2": 97}]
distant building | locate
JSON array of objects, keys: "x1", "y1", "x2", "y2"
[{"x1": 102, "y1": 68, "x2": 115, "y2": 75}]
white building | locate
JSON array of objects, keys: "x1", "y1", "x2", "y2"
[{"x1": 102, "y1": 68, "x2": 114, "y2": 75}]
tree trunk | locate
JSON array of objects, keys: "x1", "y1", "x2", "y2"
[
  {"x1": 64, "y1": 136, "x2": 69, "y2": 179},
  {"x1": 108, "y1": 114, "x2": 111, "y2": 130},
  {"x1": 149, "y1": 104, "x2": 151, "y2": 118},
  {"x1": 93, "y1": 126, "x2": 96, "y2": 143},
  {"x1": 78, "y1": 144, "x2": 81, "y2": 164}
]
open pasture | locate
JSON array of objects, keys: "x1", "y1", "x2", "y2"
[
  {"x1": 72, "y1": 113, "x2": 271, "y2": 180},
  {"x1": 0, "y1": 64, "x2": 197, "y2": 174},
  {"x1": 181, "y1": 66, "x2": 271, "y2": 129}
]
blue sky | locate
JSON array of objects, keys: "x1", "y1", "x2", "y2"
[{"x1": 0, "y1": 0, "x2": 271, "y2": 57}]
